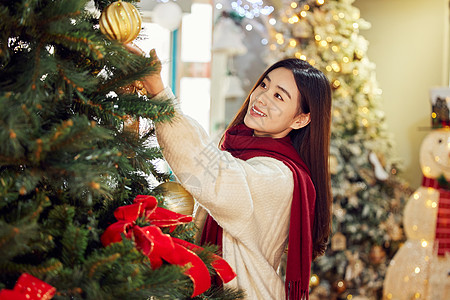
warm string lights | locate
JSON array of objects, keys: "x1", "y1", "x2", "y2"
[{"x1": 215, "y1": 0, "x2": 274, "y2": 19}]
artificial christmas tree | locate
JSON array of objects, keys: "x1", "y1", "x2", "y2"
[
  {"x1": 0, "y1": 0, "x2": 241, "y2": 298},
  {"x1": 269, "y1": 0, "x2": 411, "y2": 298}
]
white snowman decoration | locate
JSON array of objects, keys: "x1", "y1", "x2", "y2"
[{"x1": 383, "y1": 128, "x2": 450, "y2": 300}]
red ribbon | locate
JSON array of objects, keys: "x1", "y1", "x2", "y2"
[
  {"x1": 101, "y1": 195, "x2": 236, "y2": 297},
  {"x1": 0, "y1": 273, "x2": 56, "y2": 300},
  {"x1": 422, "y1": 176, "x2": 450, "y2": 256}
]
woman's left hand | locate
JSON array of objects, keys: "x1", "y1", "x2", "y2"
[{"x1": 124, "y1": 43, "x2": 164, "y2": 96}]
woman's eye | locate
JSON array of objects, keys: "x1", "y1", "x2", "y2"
[
  {"x1": 260, "y1": 81, "x2": 267, "y2": 88},
  {"x1": 275, "y1": 93, "x2": 283, "y2": 101}
]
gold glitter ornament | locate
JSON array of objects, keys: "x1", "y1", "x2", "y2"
[
  {"x1": 99, "y1": 0, "x2": 142, "y2": 44},
  {"x1": 331, "y1": 232, "x2": 346, "y2": 251},
  {"x1": 159, "y1": 181, "x2": 195, "y2": 216}
]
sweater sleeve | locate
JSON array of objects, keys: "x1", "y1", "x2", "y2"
[{"x1": 152, "y1": 88, "x2": 294, "y2": 239}]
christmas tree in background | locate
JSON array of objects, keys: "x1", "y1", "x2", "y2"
[
  {"x1": 268, "y1": 0, "x2": 412, "y2": 299},
  {"x1": 0, "y1": 0, "x2": 241, "y2": 299}
]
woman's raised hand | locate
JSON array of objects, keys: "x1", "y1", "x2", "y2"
[{"x1": 125, "y1": 43, "x2": 165, "y2": 96}]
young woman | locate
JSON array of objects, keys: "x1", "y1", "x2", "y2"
[{"x1": 127, "y1": 45, "x2": 332, "y2": 300}]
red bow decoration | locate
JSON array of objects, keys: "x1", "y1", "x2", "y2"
[
  {"x1": 101, "y1": 195, "x2": 236, "y2": 297},
  {"x1": 0, "y1": 273, "x2": 56, "y2": 300}
]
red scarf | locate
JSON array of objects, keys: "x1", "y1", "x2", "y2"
[{"x1": 200, "y1": 123, "x2": 316, "y2": 299}]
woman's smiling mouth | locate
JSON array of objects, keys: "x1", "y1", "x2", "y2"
[{"x1": 251, "y1": 105, "x2": 267, "y2": 117}]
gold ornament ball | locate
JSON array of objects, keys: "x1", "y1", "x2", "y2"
[
  {"x1": 159, "y1": 181, "x2": 195, "y2": 216},
  {"x1": 332, "y1": 280, "x2": 346, "y2": 294},
  {"x1": 99, "y1": 0, "x2": 142, "y2": 44},
  {"x1": 309, "y1": 274, "x2": 320, "y2": 287}
]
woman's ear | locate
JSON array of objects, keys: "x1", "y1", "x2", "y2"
[{"x1": 290, "y1": 113, "x2": 311, "y2": 130}]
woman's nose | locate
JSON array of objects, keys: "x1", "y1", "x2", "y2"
[{"x1": 256, "y1": 92, "x2": 268, "y2": 106}]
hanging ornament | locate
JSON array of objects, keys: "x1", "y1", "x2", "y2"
[
  {"x1": 116, "y1": 79, "x2": 148, "y2": 139},
  {"x1": 152, "y1": 1, "x2": 183, "y2": 31},
  {"x1": 99, "y1": 0, "x2": 142, "y2": 44},
  {"x1": 223, "y1": 74, "x2": 246, "y2": 99},
  {"x1": 344, "y1": 251, "x2": 363, "y2": 281},
  {"x1": 369, "y1": 245, "x2": 386, "y2": 265},
  {"x1": 369, "y1": 151, "x2": 389, "y2": 181},
  {"x1": 332, "y1": 279, "x2": 347, "y2": 294},
  {"x1": 331, "y1": 231, "x2": 347, "y2": 251},
  {"x1": 117, "y1": 80, "x2": 147, "y2": 96},
  {"x1": 309, "y1": 274, "x2": 320, "y2": 287},
  {"x1": 212, "y1": 17, "x2": 247, "y2": 56},
  {"x1": 158, "y1": 181, "x2": 195, "y2": 215}
]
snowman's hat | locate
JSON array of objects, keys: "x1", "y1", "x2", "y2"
[{"x1": 431, "y1": 87, "x2": 450, "y2": 129}]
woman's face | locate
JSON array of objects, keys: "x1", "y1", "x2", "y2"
[{"x1": 244, "y1": 67, "x2": 310, "y2": 138}]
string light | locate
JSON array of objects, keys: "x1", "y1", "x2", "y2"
[
  {"x1": 290, "y1": 2, "x2": 297, "y2": 8},
  {"x1": 300, "y1": 11, "x2": 307, "y2": 17},
  {"x1": 317, "y1": 0, "x2": 325, "y2": 5},
  {"x1": 230, "y1": 0, "x2": 274, "y2": 19},
  {"x1": 290, "y1": 15, "x2": 299, "y2": 23},
  {"x1": 332, "y1": 80, "x2": 341, "y2": 88},
  {"x1": 420, "y1": 240, "x2": 428, "y2": 248},
  {"x1": 331, "y1": 62, "x2": 340, "y2": 72}
]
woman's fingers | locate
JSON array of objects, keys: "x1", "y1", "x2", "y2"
[{"x1": 124, "y1": 43, "x2": 145, "y2": 56}]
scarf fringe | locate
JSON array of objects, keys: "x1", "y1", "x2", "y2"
[{"x1": 286, "y1": 280, "x2": 308, "y2": 300}]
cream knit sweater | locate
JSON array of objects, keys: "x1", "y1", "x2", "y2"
[{"x1": 154, "y1": 88, "x2": 294, "y2": 299}]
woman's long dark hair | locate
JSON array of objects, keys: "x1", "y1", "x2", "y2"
[{"x1": 220, "y1": 58, "x2": 332, "y2": 259}]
